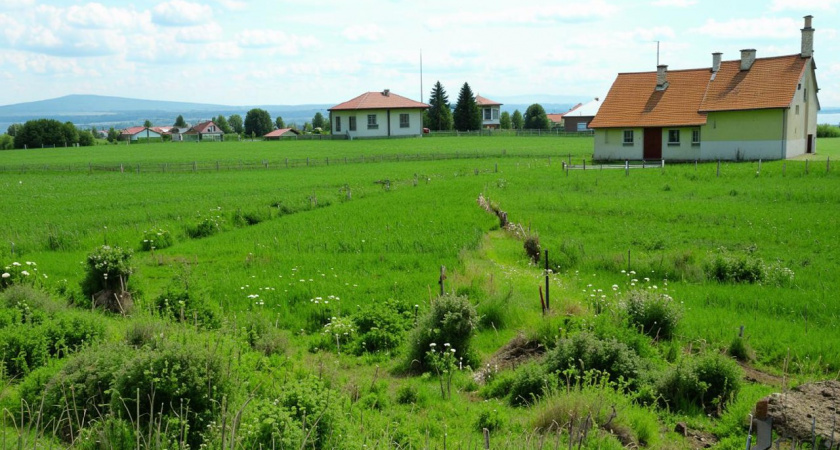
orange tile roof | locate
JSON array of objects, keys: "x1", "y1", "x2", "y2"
[
  {"x1": 264, "y1": 128, "x2": 299, "y2": 137},
  {"x1": 547, "y1": 113, "x2": 564, "y2": 123},
  {"x1": 475, "y1": 95, "x2": 502, "y2": 106},
  {"x1": 120, "y1": 126, "x2": 147, "y2": 135},
  {"x1": 699, "y1": 54, "x2": 808, "y2": 112},
  {"x1": 329, "y1": 91, "x2": 429, "y2": 111},
  {"x1": 590, "y1": 54, "x2": 810, "y2": 129}
]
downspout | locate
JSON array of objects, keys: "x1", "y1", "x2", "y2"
[
  {"x1": 781, "y1": 109, "x2": 787, "y2": 159},
  {"x1": 387, "y1": 109, "x2": 391, "y2": 137}
]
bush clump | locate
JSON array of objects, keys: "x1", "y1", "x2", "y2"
[
  {"x1": 544, "y1": 332, "x2": 642, "y2": 385},
  {"x1": 524, "y1": 234, "x2": 541, "y2": 263},
  {"x1": 140, "y1": 228, "x2": 174, "y2": 251},
  {"x1": 707, "y1": 252, "x2": 763, "y2": 283},
  {"x1": 817, "y1": 123, "x2": 840, "y2": 138},
  {"x1": 509, "y1": 363, "x2": 550, "y2": 406},
  {"x1": 153, "y1": 282, "x2": 220, "y2": 328},
  {"x1": 80, "y1": 245, "x2": 134, "y2": 303},
  {"x1": 624, "y1": 289, "x2": 681, "y2": 340},
  {"x1": 1, "y1": 260, "x2": 44, "y2": 291},
  {"x1": 656, "y1": 352, "x2": 742, "y2": 413},
  {"x1": 406, "y1": 294, "x2": 477, "y2": 372},
  {"x1": 350, "y1": 298, "x2": 412, "y2": 354}
]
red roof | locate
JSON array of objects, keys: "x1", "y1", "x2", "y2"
[
  {"x1": 264, "y1": 128, "x2": 299, "y2": 137},
  {"x1": 547, "y1": 114, "x2": 564, "y2": 123},
  {"x1": 329, "y1": 90, "x2": 429, "y2": 111},
  {"x1": 189, "y1": 121, "x2": 221, "y2": 134},
  {"x1": 120, "y1": 126, "x2": 147, "y2": 135},
  {"x1": 590, "y1": 54, "x2": 810, "y2": 129},
  {"x1": 151, "y1": 126, "x2": 171, "y2": 134},
  {"x1": 475, "y1": 95, "x2": 502, "y2": 106}
]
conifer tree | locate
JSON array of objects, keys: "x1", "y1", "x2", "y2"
[{"x1": 453, "y1": 82, "x2": 482, "y2": 131}]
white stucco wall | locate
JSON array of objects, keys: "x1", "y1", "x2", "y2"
[
  {"x1": 129, "y1": 130, "x2": 162, "y2": 141},
  {"x1": 700, "y1": 140, "x2": 783, "y2": 160},
  {"x1": 661, "y1": 127, "x2": 702, "y2": 160},
  {"x1": 332, "y1": 109, "x2": 425, "y2": 138},
  {"x1": 593, "y1": 128, "x2": 643, "y2": 160}
]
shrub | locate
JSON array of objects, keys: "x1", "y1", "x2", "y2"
[
  {"x1": 406, "y1": 294, "x2": 477, "y2": 372},
  {"x1": 80, "y1": 245, "x2": 134, "y2": 298},
  {"x1": 232, "y1": 209, "x2": 265, "y2": 227},
  {"x1": 350, "y1": 299, "x2": 412, "y2": 354},
  {"x1": 110, "y1": 340, "x2": 230, "y2": 448},
  {"x1": 623, "y1": 289, "x2": 681, "y2": 340},
  {"x1": 544, "y1": 332, "x2": 642, "y2": 385},
  {"x1": 706, "y1": 252, "x2": 764, "y2": 284},
  {"x1": 140, "y1": 228, "x2": 174, "y2": 251},
  {"x1": 186, "y1": 211, "x2": 223, "y2": 239},
  {"x1": 153, "y1": 283, "x2": 220, "y2": 328},
  {"x1": 395, "y1": 384, "x2": 419, "y2": 405},
  {"x1": 243, "y1": 313, "x2": 290, "y2": 356},
  {"x1": 727, "y1": 336, "x2": 754, "y2": 362},
  {"x1": 656, "y1": 352, "x2": 742, "y2": 413},
  {"x1": 817, "y1": 123, "x2": 840, "y2": 138},
  {"x1": 475, "y1": 406, "x2": 505, "y2": 432},
  {"x1": 524, "y1": 234, "x2": 541, "y2": 263},
  {"x1": 509, "y1": 363, "x2": 549, "y2": 406}
]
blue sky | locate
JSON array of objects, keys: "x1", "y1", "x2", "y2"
[{"x1": 0, "y1": 0, "x2": 837, "y2": 107}]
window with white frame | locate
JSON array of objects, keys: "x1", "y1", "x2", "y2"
[
  {"x1": 335, "y1": 116, "x2": 341, "y2": 132},
  {"x1": 623, "y1": 130, "x2": 634, "y2": 144},
  {"x1": 668, "y1": 129, "x2": 680, "y2": 144},
  {"x1": 367, "y1": 114, "x2": 378, "y2": 129},
  {"x1": 692, "y1": 129, "x2": 700, "y2": 144},
  {"x1": 399, "y1": 113, "x2": 409, "y2": 128},
  {"x1": 492, "y1": 108, "x2": 499, "y2": 120},
  {"x1": 349, "y1": 116, "x2": 356, "y2": 131},
  {"x1": 484, "y1": 108, "x2": 492, "y2": 120}
]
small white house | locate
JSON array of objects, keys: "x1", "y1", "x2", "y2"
[
  {"x1": 476, "y1": 95, "x2": 502, "y2": 129},
  {"x1": 329, "y1": 90, "x2": 429, "y2": 139},
  {"x1": 119, "y1": 126, "x2": 162, "y2": 141}
]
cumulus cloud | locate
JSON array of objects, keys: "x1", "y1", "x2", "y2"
[
  {"x1": 176, "y1": 22, "x2": 223, "y2": 43},
  {"x1": 0, "y1": 0, "x2": 34, "y2": 10},
  {"x1": 651, "y1": 0, "x2": 697, "y2": 6},
  {"x1": 236, "y1": 29, "x2": 319, "y2": 55},
  {"x1": 425, "y1": 1, "x2": 617, "y2": 29},
  {"x1": 769, "y1": 0, "x2": 838, "y2": 12},
  {"x1": 342, "y1": 24, "x2": 384, "y2": 42},
  {"x1": 152, "y1": 0, "x2": 213, "y2": 26},
  {"x1": 692, "y1": 17, "x2": 800, "y2": 39},
  {"x1": 66, "y1": 3, "x2": 143, "y2": 29}
]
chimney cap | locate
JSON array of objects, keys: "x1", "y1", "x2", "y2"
[{"x1": 382, "y1": 89, "x2": 390, "y2": 96}]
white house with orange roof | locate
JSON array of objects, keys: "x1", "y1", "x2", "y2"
[
  {"x1": 328, "y1": 90, "x2": 429, "y2": 139},
  {"x1": 119, "y1": 126, "x2": 162, "y2": 141},
  {"x1": 590, "y1": 16, "x2": 819, "y2": 161},
  {"x1": 475, "y1": 95, "x2": 502, "y2": 129}
]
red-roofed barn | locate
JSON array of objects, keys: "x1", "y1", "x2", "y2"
[
  {"x1": 590, "y1": 16, "x2": 819, "y2": 161},
  {"x1": 329, "y1": 90, "x2": 429, "y2": 138}
]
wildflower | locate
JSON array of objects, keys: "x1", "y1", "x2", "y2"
[
  {"x1": 21, "y1": 271, "x2": 29, "y2": 276},
  {"x1": 429, "y1": 343, "x2": 437, "y2": 347},
  {"x1": 12, "y1": 262, "x2": 21, "y2": 266},
  {"x1": 1, "y1": 273, "x2": 9, "y2": 279}
]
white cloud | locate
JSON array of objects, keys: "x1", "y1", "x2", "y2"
[
  {"x1": 216, "y1": 0, "x2": 246, "y2": 11},
  {"x1": 66, "y1": 3, "x2": 142, "y2": 29},
  {"x1": 425, "y1": 1, "x2": 617, "y2": 29},
  {"x1": 342, "y1": 24, "x2": 384, "y2": 42},
  {"x1": 236, "y1": 29, "x2": 319, "y2": 55},
  {"x1": 651, "y1": 0, "x2": 697, "y2": 6},
  {"x1": 692, "y1": 17, "x2": 800, "y2": 39},
  {"x1": 176, "y1": 22, "x2": 223, "y2": 43},
  {"x1": 152, "y1": 0, "x2": 213, "y2": 26},
  {"x1": 769, "y1": 0, "x2": 838, "y2": 12},
  {"x1": 0, "y1": 0, "x2": 33, "y2": 10}
]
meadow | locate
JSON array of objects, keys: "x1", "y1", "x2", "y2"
[{"x1": 1, "y1": 136, "x2": 839, "y2": 448}]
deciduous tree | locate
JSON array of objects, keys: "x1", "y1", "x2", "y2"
[
  {"x1": 453, "y1": 82, "x2": 482, "y2": 131},
  {"x1": 228, "y1": 114, "x2": 244, "y2": 134},
  {"x1": 275, "y1": 116, "x2": 285, "y2": 129},
  {"x1": 312, "y1": 112, "x2": 326, "y2": 130},
  {"x1": 143, "y1": 119, "x2": 152, "y2": 128},
  {"x1": 174, "y1": 115, "x2": 187, "y2": 127},
  {"x1": 511, "y1": 110, "x2": 524, "y2": 130},
  {"x1": 244, "y1": 108, "x2": 273, "y2": 137},
  {"x1": 214, "y1": 115, "x2": 232, "y2": 134},
  {"x1": 13, "y1": 119, "x2": 69, "y2": 149},
  {"x1": 425, "y1": 81, "x2": 454, "y2": 131},
  {"x1": 7, "y1": 123, "x2": 22, "y2": 137},
  {"x1": 500, "y1": 111, "x2": 512, "y2": 130},
  {"x1": 524, "y1": 104, "x2": 550, "y2": 130}
]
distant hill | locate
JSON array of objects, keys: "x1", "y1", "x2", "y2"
[{"x1": 0, "y1": 95, "x2": 333, "y2": 131}]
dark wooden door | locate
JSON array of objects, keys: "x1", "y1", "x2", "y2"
[
  {"x1": 644, "y1": 128, "x2": 662, "y2": 160},
  {"x1": 807, "y1": 134, "x2": 814, "y2": 153}
]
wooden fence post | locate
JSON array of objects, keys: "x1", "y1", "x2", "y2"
[
  {"x1": 544, "y1": 249, "x2": 550, "y2": 311},
  {"x1": 439, "y1": 266, "x2": 446, "y2": 296}
]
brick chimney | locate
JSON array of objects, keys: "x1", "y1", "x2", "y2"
[
  {"x1": 711, "y1": 52, "x2": 722, "y2": 73},
  {"x1": 801, "y1": 15, "x2": 814, "y2": 58},
  {"x1": 656, "y1": 65, "x2": 669, "y2": 91},
  {"x1": 740, "y1": 49, "x2": 756, "y2": 71},
  {"x1": 382, "y1": 89, "x2": 390, "y2": 96}
]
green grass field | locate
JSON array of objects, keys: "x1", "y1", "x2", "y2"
[{"x1": 1, "y1": 136, "x2": 839, "y2": 448}]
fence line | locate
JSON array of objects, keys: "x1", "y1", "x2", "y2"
[{"x1": 0, "y1": 150, "x2": 559, "y2": 174}]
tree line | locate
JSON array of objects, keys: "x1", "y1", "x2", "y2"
[{"x1": 424, "y1": 81, "x2": 551, "y2": 132}]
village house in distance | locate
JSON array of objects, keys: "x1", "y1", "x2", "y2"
[
  {"x1": 329, "y1": 90, "x2": 429, "y2": 139},
  {"x1": 590, "y1": 15, "x2": 819, "y2": 161}
]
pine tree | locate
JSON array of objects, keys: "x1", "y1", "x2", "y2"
[
  {"x1": 174, "y1": 115, "x2": 187, "y2": 127},
  {"x1": 453, "y1": 82, "x2": 481, "y2": 131},
  {"x1": 500, "y1": 111, "x2": 512, "y2": 130},
  {"x1": 426, "y1": 81, "x2": 453, "y2": 131},
  {"x1": 275, "y1": 116, "x2": 285, "y2": 129}
]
